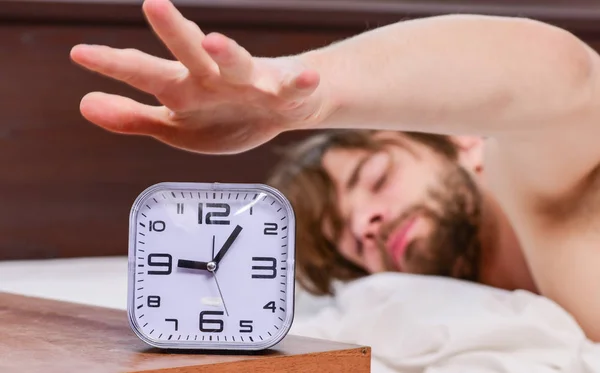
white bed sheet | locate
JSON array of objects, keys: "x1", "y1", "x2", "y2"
[
  {"x1": 0, "y1": 256, "x2": 129, "y2": 309},
  {"x1": 1, "y1": 257, "x2": 599, "y2": 372}
]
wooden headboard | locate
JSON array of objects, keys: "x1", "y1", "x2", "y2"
[{"x1": 1, "y1": 0, "x2": 599, "y2": 260}]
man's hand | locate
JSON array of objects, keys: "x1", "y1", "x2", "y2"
[{"x1": 70, "y1": 0, "x2": 325, "y2": 154}]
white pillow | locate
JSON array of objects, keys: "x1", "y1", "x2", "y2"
[{"x1": 290, "y1": 272, "x2": 600, "y2": 373}]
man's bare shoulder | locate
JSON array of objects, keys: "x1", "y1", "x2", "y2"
[
  {"x1": 479, "y1": 42, "x2": 600, "y2": 340},
  {"x1": 484, "y1": 40, "x2": 600, "y2": 214},
  {"x1": 482, "y1": 118, "x2": 600, "y2": 343}
]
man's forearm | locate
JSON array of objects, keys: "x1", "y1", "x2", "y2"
[{"x1": 300, "y1": 14, "x2": 594, "y2": 137}]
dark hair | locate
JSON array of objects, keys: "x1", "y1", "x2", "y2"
[{"x1": 266, "y1": 130, "x2": 459, "y2": 296}]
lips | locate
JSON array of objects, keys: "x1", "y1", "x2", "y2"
[{"x1": 385, "y1": 216, "x2": 418, "y2": 268}]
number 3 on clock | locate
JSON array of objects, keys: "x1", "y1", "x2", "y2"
[{"x1": 252, "y1": 257, "x2": 277, "y2": 279}]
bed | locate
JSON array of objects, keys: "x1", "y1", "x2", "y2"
[{"x1": 1, "y1": 257, "x2": 598, "y2": 373}]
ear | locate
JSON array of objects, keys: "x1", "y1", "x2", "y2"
[{"x1": 451, "y1": 136, "x2": 484, "y2": 174}]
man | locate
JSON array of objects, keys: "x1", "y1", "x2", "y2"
[
  {"x1": 265, "y1": 130, "x2": 538, "y2": 297},
  {"x1": 69, "y1": 0, "x2": 600, "y2": 341}
]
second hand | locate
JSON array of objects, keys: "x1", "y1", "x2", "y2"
[
  {"x1": 213, "y1": 273, "x2": 229, "y2": 317},
  {"x1": 210, "y1": 235, "x2": 229, "y2": 317}
]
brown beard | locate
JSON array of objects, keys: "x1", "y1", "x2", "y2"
[{"x1": 376, "y1": 164, "x2": 483, "y2": 281}]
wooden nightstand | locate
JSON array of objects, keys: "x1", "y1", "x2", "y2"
[{"x1": 0, "y1": 292, "x2": 371, "y2": 372}]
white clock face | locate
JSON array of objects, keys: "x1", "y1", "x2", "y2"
[{"x1": 127, "y1": 182, "x2": 295, "y2": 350}]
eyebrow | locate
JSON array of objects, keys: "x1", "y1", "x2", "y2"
[{"x1": 345, "y1": 153, "x2": 373, "y2": 190}]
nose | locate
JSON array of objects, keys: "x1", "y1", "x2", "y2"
[{"x1": 352, "y1": 204, "x2": 388, "y2": 244}]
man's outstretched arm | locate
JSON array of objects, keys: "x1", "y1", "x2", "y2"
[
  {"x1": 303, "y1": 15, "x2": 593, "y2": 135},
  {"x1": 299, "y1": 15, "x2": 600, "y2": 202}
]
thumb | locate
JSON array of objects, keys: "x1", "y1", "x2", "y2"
[{"x1": 278, "y1": 68, "x2": 321, "y2": 103}]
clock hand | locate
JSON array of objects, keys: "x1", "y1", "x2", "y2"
[
  {"x1": 211, "y1": 272, "x2": 229, "y2": 317},
  {"x1": 207, "y1": 235, "x2": 229, "y2": 316},
  {"x1": 211, "y1": 235, "x2": 215, "y2": 261},
  {"x1": 212, "y1": 225, "x2": 243, "y2": 265},
  {"x1": 179, "y1": 235, "x2": 217, "y2": 271},
  {"x1": 177, "y1": 259, "x2": 209, "y2": 271}
]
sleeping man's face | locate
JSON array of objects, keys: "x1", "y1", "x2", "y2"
[{"x1": 321, "y1": 132, "x2": 485, "y2": 281}]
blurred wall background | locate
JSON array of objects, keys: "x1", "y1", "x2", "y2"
[{"x1": 0, "y1": 0, "x2": 599, "y2": 261}]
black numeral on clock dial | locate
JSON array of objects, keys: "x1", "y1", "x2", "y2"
[
  {"x1": 198, "y1": 203, "x2": 231, "y2": 225},
  {"x1": 147, "y1": 296, "x2": 161, "y2": 308},
  {"x1": 149, "y1": 220, "x2": 166, "y2": 232},
  {"x1": 263, "y1": 223, "x2": 278, "y2": 235},
  {"x1": 239, "y1": 320, "x2": 253, "y2": 333},
  {"x1": 199, "y1": 311, "x2": 224, "y2": 333},
  {"x1": 263, "y1": 301, "x2": 276, "y2": 313},
  {"x1": 251, "y1": 257, "x2": 277, "y2": 279},
  {"x1": 165, "y1": 318, "x2": 179, "y2": 331},
  {"x1": 148, "y1": 254, "x2": 172, "y2": 275}
]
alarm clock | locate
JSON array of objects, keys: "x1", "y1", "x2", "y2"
[{"x1": 126, "y1": 182, "x2": 296, "y2": 351}]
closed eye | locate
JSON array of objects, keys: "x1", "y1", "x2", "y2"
[
  {"x1": 372, "y1": 171, "x2": 388, "y2": 192},
  {"x1": 372, "y1": 152, "x2": 394, "y2": 192}
]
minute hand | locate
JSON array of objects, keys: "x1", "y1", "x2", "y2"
[{"x1": 213, "y1": 225, "x2": 243, "y2": 264}]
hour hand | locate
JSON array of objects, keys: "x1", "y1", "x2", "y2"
[{"x1": 177, "y1": 259, "x2": 209, "y2": 271}]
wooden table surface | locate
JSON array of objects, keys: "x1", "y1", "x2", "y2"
[{"x1": 0, "y1": 292, "x2": 370, "y2": 373}]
